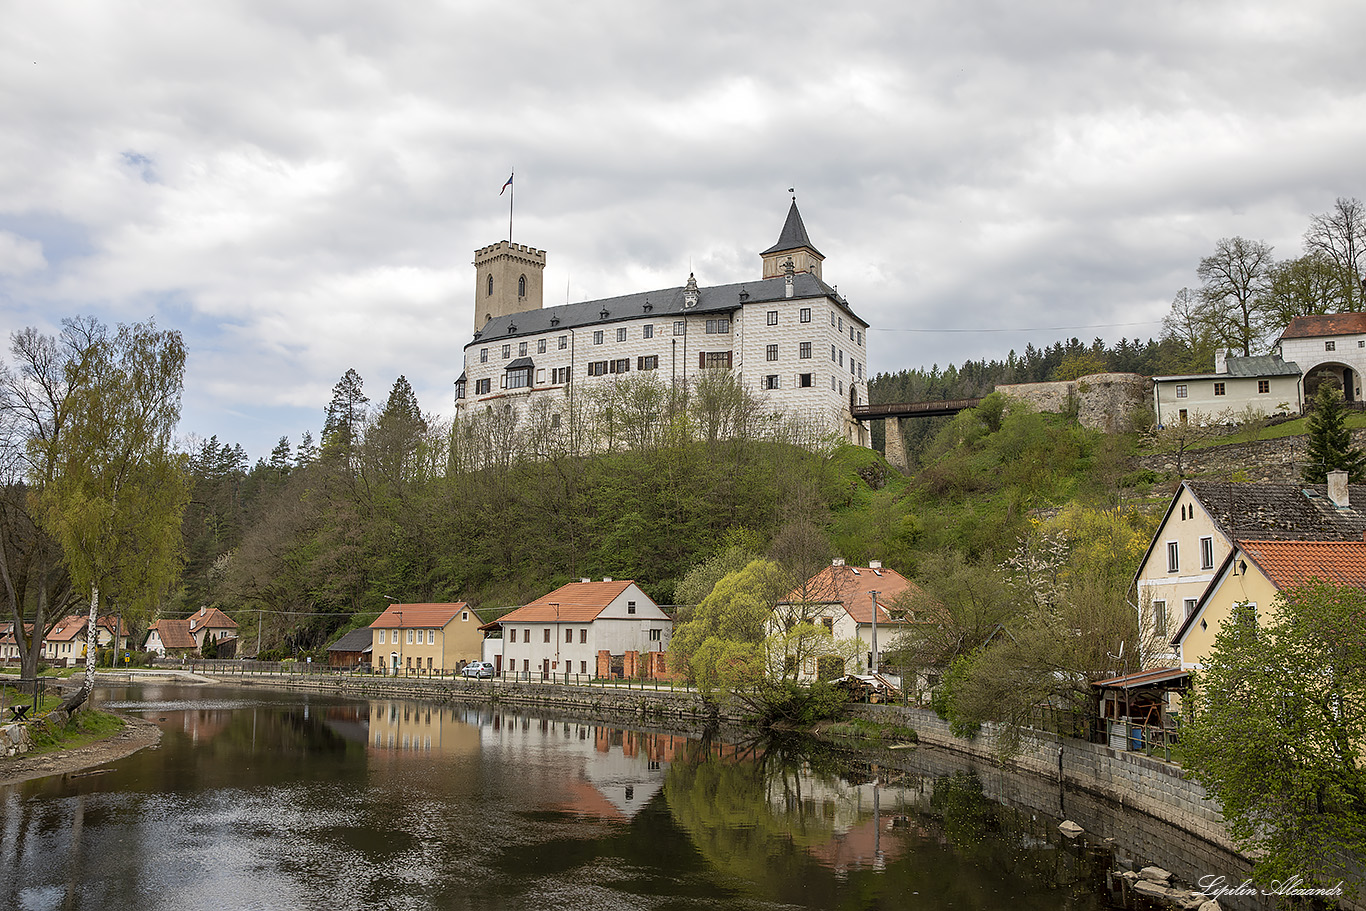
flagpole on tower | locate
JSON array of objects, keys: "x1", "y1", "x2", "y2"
[{"x1": 501, "y1": 171, "x2": 515, "y2": 243}]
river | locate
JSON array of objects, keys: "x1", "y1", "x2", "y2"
[{"x1": 0, "y1": 683, "x2": 1260, "y2": 911}]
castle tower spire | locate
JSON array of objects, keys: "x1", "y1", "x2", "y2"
[{"x1": 760, "y1": 199, "x2": 824, "y2": 281}]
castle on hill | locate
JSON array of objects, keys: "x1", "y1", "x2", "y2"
[{"x1": 454, "y1": 201, "x2": 873, "y2": 449}]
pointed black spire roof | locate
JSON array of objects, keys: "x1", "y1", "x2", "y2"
[{"x1": 761, "y1": 200, "x2": 822, "y2": 257}]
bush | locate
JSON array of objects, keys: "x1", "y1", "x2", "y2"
[{"x1": 753, "y1": 679, "x2": 849, "y2": 727}]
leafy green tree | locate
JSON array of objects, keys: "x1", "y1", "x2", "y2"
[
  {"x1": 670, "y1": 558, "x2": 789, "y2": 694},
  {"x1": 1303, "y1": 382, "x2": 1366, "y2": 483},
  {"x1": 1258, "y1": 252, "x2": 1346, "y2": 327},
  {"x1": 35, "y1": 318, "x2": 191, "y2": 709},
  {"x1": 1178, "y1": 581, "x2": 1366, "y2": 893}
]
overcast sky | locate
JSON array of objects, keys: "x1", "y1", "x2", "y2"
[{"x1": 4, "y1": 2, "x2": 1364, "y2": 460}]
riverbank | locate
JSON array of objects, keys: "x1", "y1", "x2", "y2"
[{"x1": 0, "y1": 714, "x2": 161, "y2": 787}]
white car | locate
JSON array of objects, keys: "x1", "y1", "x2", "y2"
[{"x1": 461, "y1": 661, "x2": 496, "y2": 679}]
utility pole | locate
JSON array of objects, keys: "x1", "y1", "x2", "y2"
[{"x1": 870, "y1": 590, "x2": 880, "y2": 676}]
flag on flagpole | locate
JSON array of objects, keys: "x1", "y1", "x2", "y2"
[{"x1": 500, "y1": 173, "x2": 514, "y2": 195}]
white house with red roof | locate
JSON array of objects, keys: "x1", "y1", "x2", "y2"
[
  {"x1": 493, "y1": 579, "x2": 672, "y2": 679},
  {"x1": 185, "y1": 606, "x2": 239, "y2": 650},
  {"x1": 40, "y1": 615, "x2": 129, "y2": 666},
  {"x1": 146, "y1": 618, "x2": 199, "y2": 656},
  {"x1": 1276, "y1": 312, "x2": 1366, "y2": 402}
]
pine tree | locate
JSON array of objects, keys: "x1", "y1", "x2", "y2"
[{"x1": 1302, "y1": 383, "x2": 1366, "y2": 483}]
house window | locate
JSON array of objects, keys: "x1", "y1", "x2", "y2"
[
  {"x1": 587, "y1": 361, "x2": 609, "y2": 376},
  {"x1": 1258, "y1": 380, "x2": 1270, "y2": 393},
  {"x1": 705, "y1": 319, "x2": 730, "y2": 334},
  {"x1": 800, "y1": 308, "x2": 811, "y2": 323},
  {"x1": 649, "y1": 628, "x2": 662, "y2": 641},
  {"x1": 428, "y1": 630, "x2": 436, "y2": 644},
  {"x1": 475, "y1": 378, "x2": 491, "y2": 395},
  {"x1": 558, "y1": 335, "x2": 568, "y2": 349},
  {"x1": 644, "y1": 324, "x2": 654, "y2": 339},
  {"x1": 627, "y1": 601, "x2": 637, "y2": 615},
  {"x1": 767, "y1": 310, "x2": 778, "y2": 326},
  {"x1": 523, "y1": 659, "x2": 529, "y2": 672},
  {"x1": 501, "y1": 344, "x2": 511, "y2": 359},
  {"x1": 506, "y1": 367, "x2": 531, "y2": 389},
  {"x1": 378, "y1": 630, "x2": 386, "y2": 644},
  {"x1": 1153, "y1": 601, "x2": 1167, "y2": 637},
  {"x1": 822, "y1": 617, "x2": 834, "y2": 632},
  {"x1": 1175, "y1": 384, "x2": 1187, "y2": 398},
  {"x1": 764, "y1": 375, "x2": 779, "y2": 389},
  {"x1": 700, "y1": 351, "x2": 732, "y2": 369},
  {"x1": 611, "y1": 358, "x2": 630, "y2": 374},
  {"x1": 766, "y1": 344, "x2": 778, "y2": 361},
  {"x1": 637, "y1": 355, "x2": 659, "y2": 371},
  {"x1": 565, "y1": 628, "x2": 573, "y2": 643},
  {"x1": 580, "y1": 661, "x2": 587, "y2": 674},
  {"x1": 479, "y1": 348, "x2": 488, "y2": 363},
  {"x1": 617, "y1": 328, "x2": 627, "y2": 342},
  {"x1": 1179, "y1": 408, "x2": 1188, "y2": 423},
  {"x1": 1166, "y1": 541, "x2": 1179, "y2": 572},
  {"x1": 799, "y1": 342, "x2": 812, "y2": 359},
  {"x1": 1326, "y1": 341, "x2": 1336, "y2": 351},
  {"x1": 543, "y1": 629, "x2": 551, "y2": 643},
  {"x1": 579, "y1": 629, "x2": 587, "y2": 644},
  {"x1": 674, "y1": 321, "x2": 685, "y2": 336},
  {"x1": 799, "y1": 373, "x2": 813, "y2": 387},
  {"x1": 509, "y1": 629, "x2": 516, "y2": 643},
  {"x1": 518, "y1": 341, "x2": 528, "y2": 357},
  {"x1": 1185, "y1": 598, "x2": 1198, "y2": 619},
  {"x1": 1213, "y1": 382, "x2": 1225, "y2": 396},
  {"x1": 1236, "y1": 601, "x2": 1257, "y2": 637},
  {"x1": 593, "y1": 330, "x2": 604, "y2": 345},
  {"x1": 407, "y1": 630, "x2": 414, "y2": 644},
  {"x1": 1200, "y1": 536, "x2": 1214, "y2": 570}
]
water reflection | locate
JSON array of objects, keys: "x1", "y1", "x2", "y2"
[{"x1": 0, "y1": 685, "x2": 1242, "y2": 911}]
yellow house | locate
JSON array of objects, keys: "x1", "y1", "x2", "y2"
[
  {"x1": 1172, "y1": 538, "x2": 1366, "y2": 670},
  {"x1": 370, "y1": 603, "x2": 486, "y2": 675}
]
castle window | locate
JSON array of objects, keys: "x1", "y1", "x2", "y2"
[
  {"x1": 519, "y1": 342, "x2": 528, "y2": 357},
  {"x1": 799, "y1": 373, "x2": 813, "y2": 387},
  {"x1": 475, "y1": 378, "x2": 491, "y2": 395},
  {"x1": 480, "y1": 348, "x2": 488, "y2": 363},
  {"x1": 611, "y1": 358, "x2": 630, "y2": 374},
  {"x1": 551, "y1": 413, "x2": 561, "y2": 428},
  {"x1": 643, "y1": 324, "x2": 654, "y2": 339},
  {"x1": 831, "y1": 345, "x2": 837, "y2": 362},
  {"x1": 616, "y1": 328, "x2": 627, "y2": 342},
  {"x1": 700, "y1": 351, "x2": 732, "y2": 369},
  {"x1": 705, "y1": 319, "x2": 730, "y2": 334},
  {"x1": 766, "y1": 344, "x2": 778, "y2": 361},
  {"x1": 538, "y1": 339, "x2": 546, "y2": 354},
  {"x1": 830, "y1": 312, "x2": 836, "y2": 327},
  {"x1": 674, "y1": 321, "x2": 686, "y2": 336},
  {"x1": 857, "y1": 330, "x2": 863, "y2": 345},
  {"x1": 767, "y1": 310, "x2": 778, "y2": 326},
  {"x1": 800, "y1": 342, "x2": 812, "y2": 359},
  {"x1": 558, "y1": 335, "x2": 568, "y2": 349},
  {"x1": 838, "y1": 350, "x2": 844, "y2": 366},
  {"x1": 593, "y1": 330, "x2": 604, "y2": 345},
  {"x1": 1326, "y1": 341, "x2": 1336, "y2": 351},
  {"x1": 455, "y1": 377, "x2": 466, "y2": 399},
  {"x1": 831, "y1": 376, "x2": 837, "y2": 390},
  {"x1": 501, "y1": 344, "x2": 511, "y2": 359},
  {"x1": 518, "y1": 274, "x2": 526, "y2": 298},
  {"x1": 587, "y1": 361, "x2": 609, "y2": 376},
  {"x1": 487, "y1": 274, "x2": 494, "y2": 297},
  {"x1": 551, "y1": 367, "x2": 571, "y2": 384},
  {"x1": 638, "y1": 355, "x2": 659, "y2": 371},
  {"x1": 800, "y1": 308, "x2": 811, "y2": 323},
  {"x1": 764, "y1": 374, "x2": 779, "y2": 389},
  {"x1": 1258, "y1": 380, "x2": 1269, "y2": 393},
  {"x1": 505, "y1": 367, "x2": 531, "y2": 389}
]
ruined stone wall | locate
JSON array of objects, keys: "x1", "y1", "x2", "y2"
[
  {"x1": 1137, "y1": 428, "x2": 1366, "y2": 482},
  {"x1": 997, "y1": 373, "x2": 1149, "y2": 433}
]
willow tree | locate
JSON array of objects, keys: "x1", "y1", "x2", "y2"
[{"x1": 35, "y1": 318, "x2": 190, "y2": 709}]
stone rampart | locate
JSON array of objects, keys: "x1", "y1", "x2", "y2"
[{"x1": 997, "y1": 373, "x2": 1149, "y2": 433}]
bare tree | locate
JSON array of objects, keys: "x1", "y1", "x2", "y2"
[
  {"x1": 1197, "y1": 236, "x2": 1275, "y2": 356},
  {"x1": 1304, "y1": 196, "x2": 1366, "y2": 311}
]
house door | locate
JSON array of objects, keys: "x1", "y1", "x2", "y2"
[
  {"x1": 494, "y1": 654, "x2": 502, "y2": 675},
  {"x1": 541, "y1": 658, "x2": 550, "y2": 679},
  {"x1": 390, "y1": 652, "x2": 399, "y2": 673}
]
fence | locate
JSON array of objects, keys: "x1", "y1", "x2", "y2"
[{"x1": 179, "y1": 660, "x2": 692, "y2": 692}]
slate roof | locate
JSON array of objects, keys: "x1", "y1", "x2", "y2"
[
  {"x1": 328, "y1": 627, "x2": 374, "y2": 653},
  {"x1": 371, "y1": 603, "x2": 472, "y2": 629},
  {"x1": 1280, "y1": 313, "x2": 1366, "y2": 341},
  {"x1": 148, "y1": 619, "x2": 197, "y2": 649},
  {"x1": 761, "y1": 200, "x2": 823, "y2": 257},
  {"x1": 465, "y1": 271, "x2": 863, "y2": 352},
  {"x1": 780, "y1": 564, "x2": 918, "y2": 624},
  {"x1": 495, "y1": 580, "x2": 643, "y2": 624},
  {"x1": 1185, "y1": 480, "x2": 1366, "y2": 541},
  {"x1": 1239, "y1": 539, "x2": 1366, "y2": 589},
  {"x1": 1153, "y1": 355, "x2": 1300, "y2": 382}
]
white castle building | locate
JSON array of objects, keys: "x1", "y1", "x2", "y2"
[{"x1": 454, "y1": 202, "x2": 872, "y2": 448}]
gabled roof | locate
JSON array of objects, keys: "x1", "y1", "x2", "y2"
[
  {"x1": 371, "y1": 603, "x2": 472, "y2": 629},
  {"x1": 44, "y1": 615, "x2": 127, "y2": 642},
  {"x1": 496, "y1": 580, "x2": 643, "y2": 624},
  {"x1": 1153, "y1": 355, "x2": 1301, "y2": 382},
  {"x1": 1280, "y1": 313, "x2": 1366, "y2": 341},
  {"x1": 761, "y1": 200, "x2": 823, "y2": 258},
  {"x1": 328, "y1": 627, "x2": 375, "y2": 652},
  {"x1": 1239, "y1": 539, "x2": 1366, "y2": 589},
  {"x1": 186, "y1": 607, "x2": 238, "y2": 632},
  {"x1": 148, "y1": 619, "x2": 197, "y2": 649},
  {"x1": 780, "y1": 564, "x2": 917, "y2": 624}
]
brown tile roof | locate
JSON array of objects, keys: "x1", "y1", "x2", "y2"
[
  {"x1": 497, "y1": 580, "x2": 639, "y2": 624},
  {"x1": 186, "y1": 607, "x2": 238, "y2": 632},
  {"x1": 149, "y1": 619, "x2": 197, "y2": 649},
  {"x1": 371, "y1": 603, "x2": 471, "y2": 629},
  {"x1": 781, "y1": 564, "x2": 918, "y2": 624},
  {"x1": 1279, "y1": 313, "x2": 1366, "y2": 341},
  {"x1": 1240, "y1": 539, "x2": 1366, "y2": 589}
]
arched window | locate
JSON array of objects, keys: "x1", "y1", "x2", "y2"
[
  {"x1": 486, "y1": 274, "x2": 494, "y2": 297},
  {"x1": 518, "y1": 274, "x2": 527, "y2": 298}
]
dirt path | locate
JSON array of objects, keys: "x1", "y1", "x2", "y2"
[{"x1": 0, "y1": 715, "x2": 162, "y2": 787}]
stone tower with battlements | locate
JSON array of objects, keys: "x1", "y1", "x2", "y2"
[{"x1": 473, "y1": 241, "x2": 546, "y2": 332}]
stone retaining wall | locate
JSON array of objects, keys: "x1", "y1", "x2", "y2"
[
  {"x1": 1137, "y1": 428, "x2": 1366, "y2": 482},
  {"x1": 997, "y1": 373, "x2": 1149, "y2": 433}
]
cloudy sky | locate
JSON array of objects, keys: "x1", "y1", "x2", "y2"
[{"x1": 4, "y1": 1, "x2": 1364, "y2": 460}]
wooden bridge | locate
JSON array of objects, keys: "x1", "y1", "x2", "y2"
[{"x1": 851, "y1": 397, "x2": 983, "y2": 471}]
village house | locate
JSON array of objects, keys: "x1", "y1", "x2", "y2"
[
  {"x1": 39, "y1": 615, "x2": 130, "y2": 666},
  {"x1": 1133, "y1": 473, "x2": 1366, "y2": 666},
  {"x1": 774, "y1": 559, "x2": 918, "y2": 681},
  {"x1": 1276, "y1": 312, "x2": 1366, "y2": 402},
  {"x1": 1150, "y1": 351, "x2": 1302, "y2": 426},
  {"x1": 146, "y1": 619, "x2": 199, "y2": 657},
  {"x1": 369, "y1": 603, "x2": 488, "y2": 675},
  {"x1": 186, "y1": 606, "x2": 239, "y2": 652},
  {"x1": 490, "y1": 579, "x2": 673, "y2": 680},
  {"x1": 456, "y1": 201, "x2": 873, "y2": 449},
  {"x1": 327, "y1": 627, "x2": 373, "y2": 670}
]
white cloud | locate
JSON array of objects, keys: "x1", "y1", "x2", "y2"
[{"x1": 0, "y1": 233, "x2": 46, "y2": 276}]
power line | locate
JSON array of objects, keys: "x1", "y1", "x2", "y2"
[{"x1": 872, "y1": 319, "x2": 1163, "y2": 334}]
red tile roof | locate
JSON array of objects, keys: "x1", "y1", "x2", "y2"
[
  {"x1": 45, "y1": 615, "x2": 128, "y2": 642},
  {"x1": 371, "y1": 603, "x2": 470, "y2": 629},
  {"x1": 186, "y1": 607, "x2": 238, "y2": 632},
  {"x1": 148, "y1": 619, "x2": 198, "y2": 649},
  {"x1": 498, "y1": 580, "x2": 639, "y2": 624},
  {"x1": 1239, "y1": 539, "x2": 1366, "y2": 589},
  {"x1": 781, "y1": 564, "x2": 918, "y2": 624},
  {"x1": 1279, "y1": 313, "x2": 1366, "y2": 341}
]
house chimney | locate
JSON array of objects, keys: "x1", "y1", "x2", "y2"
[
  {"x1": 1328, "y1": 470, "x2": 1350, "y2": 508},
  {"x1": 200, "y1": 607, "x2": 206, "y2": 616},
  {"x1": 868, "y1": 560, "x2": 882, "y2": 570},
  {"x1": 831, "y1": 557, "x2": 845, "y2": 566},
  {"x1": 1214, "y1": 349, "x2": 1228, "y2": 374},
  {"x1": 580, "y1": 577, "x2": 590, "y2": 583},
  {"x1": 602, "y1": 577, "x2": 613, "y2": 582}
]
